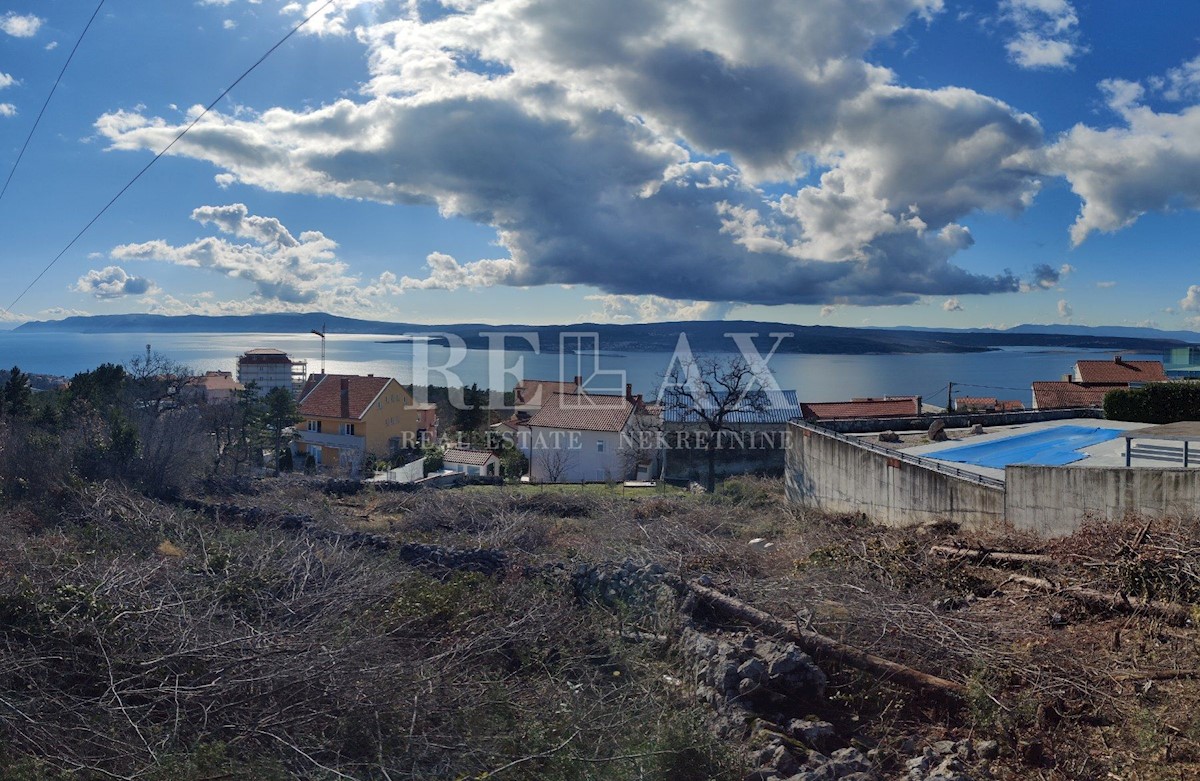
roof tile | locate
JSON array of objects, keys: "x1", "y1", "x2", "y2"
[
  {"x1": 1075, "y1": 360, "x2": 1167, "y2": 384},
  {"x1": 526, "y1": 392, "x2": 635, "y2": 432},
  {"x1": 800, "y1": 396, "x2": 921, "y2": 421},
  {"x1": 298, "y1": 374, "x2": 392, "y2": 420}
]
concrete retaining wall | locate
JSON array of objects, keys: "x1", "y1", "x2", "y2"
[
  {"x1": 815, "y1": 407, "x2": 1101, "y2": 434},
  {"x1": 785, "y1": 422, "x2": 1005, "y2": 530},
  {"x1": 1006, "y1": 466, "x2": 1200, "y2": 536}
]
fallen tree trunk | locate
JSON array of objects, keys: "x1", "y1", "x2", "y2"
[
  {"x1": 687, "y1": 581, "x2": 965, "y2": 700},
  {"x1": 1005, "y1": 574, "x2": 1193, "y2": 626},
  {"x1": 930, "y1": 545, "x2": 1053, "y2": 568},
  {"x1": 1112, "y1": 668, "x2": 1200, "y2": 682}
]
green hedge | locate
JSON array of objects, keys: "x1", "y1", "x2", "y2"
[{"x1": 1103, "y1": 382, "x2": 1200, "y2": 423}]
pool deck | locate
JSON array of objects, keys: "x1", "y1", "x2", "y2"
[{"x1": 857, "y1": 418, "x2": 1196, "y2": 482}]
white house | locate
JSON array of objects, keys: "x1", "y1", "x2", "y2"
[
  {"x1": 524, "y1": 391, "x2": 659, "y2": 483},
  {"x1": 443, "y1": 447, "x2": 500, "y2": 477}
]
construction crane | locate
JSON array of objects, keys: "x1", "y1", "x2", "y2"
[{"x1": 311, "y1": 323, "x2": 326, "y2": 375}]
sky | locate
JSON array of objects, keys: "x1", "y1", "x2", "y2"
[{"x1": 2, "y1": 0, "x2": 1200, "y2": 330}]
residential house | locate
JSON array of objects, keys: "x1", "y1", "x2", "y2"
[
  {"x1": 293, "y1": 374, "x2": 421, "y2": 475},
  {"x1": 799, "y1": 396, "x2": 922, "y2": 422},
  {"x1": 236, "y1": 348, "x2": 308, "y2": 397},
  {"x1": 443, "y1": 447, "x2": 500, "y2": 477},
  {"x1": 1031, "y1": 357, "x2": 1167, "y2": 410},
  {"x1": 412, "y1": 402, "x2": 439, "y2": 445},
  {"x1": 1073, "y1": 357, "x2": 1166, "y2": 385},
  {"x1": 524, "y1": 390, "x2": 658, "y2": 483},
  {"x1": 953, "y1": 396, "x2": 1025, "y2": 413},
  {"x1": 1031, "y1": 382, "x2": 1125, "y2": 410},
  {"x1": 182, "y1": 371, "x2": 244, "y2": 403},
  {"x1": 661, "y1": 389, "x2": 802, "y2": 432}
]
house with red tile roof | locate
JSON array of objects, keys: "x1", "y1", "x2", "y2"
[
  {"x1": 1031, "y1": 381, "x2": 1125, "y2": 410},
  {"x1": 1029, "y1": 357, "x2": 1167, "y2": 410},
  {"x1": 182, "y1": 371, "x2": 244, "y2": 403},
  {"x1": 293, "y1": 374, "x2": 420, "y2": 474},
  {"x1": 524, "y1": 391, "x2": 659, "y2": 482},
  {"x1": 799, "y1": 396, "x2": 922, "y2": 422},
  {"x1": 1073, "y1": 357, "x2": 1166, "y2": 385}
]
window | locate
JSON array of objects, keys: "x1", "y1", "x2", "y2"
[
  {"x1": 307, "y1": 420, "x2": 321, "y2": 432},
  {"x1": 596, "y1": 440, "x2": 605, "y2": 453},
  {"x1": 340, "y1": 423, "x2": 356, "y2": 435}
]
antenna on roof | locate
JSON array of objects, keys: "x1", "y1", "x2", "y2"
[{"x1": 310, "y1": 322, "x2": 326, "y2": 375}]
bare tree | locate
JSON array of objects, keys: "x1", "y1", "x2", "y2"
[
  {"x1": 659, "y1": 355, "x2": 769, "y2": 491},
  {"x1": 537, "y1": 444, "x2": 577, "y2": 483}
]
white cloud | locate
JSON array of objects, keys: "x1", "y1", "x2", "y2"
[
  {"x1": 44, "y1": 41, "x2": 57, "y2": 51},
  {"x1": 109, "y1": 204, "x2": 405, "y2": 314},
  {"x1": 1096, "y1": 280, "x2": 1116, "y2": 288},
  {"x1": 1000, "y1": 0, "x2": 1082, "y2": 70},
  {"x1": 819, "y1": 305, "x2": 837, "y2": 318},
  {"x1": 39, "y1": 307, "x2": 88, "y2": 319},
  {"x1": 1182, "y1": 285, "x2": 1200, "y2": 312},
  {"x1": 223, "y1": 19, "x2": 237, "y2": 29},
  {"x1": 942, "y1": 297, "x2": 963, "y2": 311},
  {"x1": 112, "y1": 204, "x2": 352, "y2": 305},
  {"x1": 398, "y1": 252, "x2": 519, "y2": 291},
  {"x1": 0, "y1": 12, "x2": 42, "y2": 38},
  {"x1": 1043, "y1": 75, "x2": 1200, "y2": 244},
  {"x1": 0, "y1": 72, "x2": 15, "y2": 89},
  {"x1": 1157, "y1": 55, "x2": 1200, "y2": 103},
  {"x1": 585, "y1": 294, "x2": 731, "y2": 323},
  {"x1": 1057, "y1": 298, "x2": 1073, "y2": 319},
  {"x1": 0, "y1": 104, "x2": 15, "y2": 118},
  {"x1": 73, "y1": 266, "x2": 156, "y2": 299},
  {"x1": 96, "y1": 0, "x2": 1046, "y2": 309}
]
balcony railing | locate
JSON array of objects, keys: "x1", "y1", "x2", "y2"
[{"x1": 297, "y1": 431, "x2": 365, "y2": 451}]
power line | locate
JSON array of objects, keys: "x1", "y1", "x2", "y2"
[
  {"x1": 3, "y1": 0, "x2": 338, "y2": 316},
  {"x1": 0, "y1": 0, "x2": 106, "y2": 205}
]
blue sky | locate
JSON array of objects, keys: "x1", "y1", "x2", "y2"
[{"x1": 2, "y1": 0, "x2": 1200, "y2": 329}]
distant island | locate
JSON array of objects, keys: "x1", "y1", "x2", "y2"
[{"x1": 13, "y1": 312, "x2": 1195, "y2": 355}]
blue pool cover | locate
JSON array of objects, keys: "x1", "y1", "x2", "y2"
[{"x1": 929, "y1": 426, "x2": 1123, "y2": 469}]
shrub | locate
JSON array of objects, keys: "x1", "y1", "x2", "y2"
[{"x1": 1104, "y1": 381, "x2": 1200, "y2": 423}]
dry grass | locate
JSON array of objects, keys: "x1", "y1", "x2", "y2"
[{"x1": 33, "y1": 475, "x2": 1200, "y2": 780}]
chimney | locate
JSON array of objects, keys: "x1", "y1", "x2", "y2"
[
  {"x1": 573, "y1": 375, "x2": 582, "y2": 387},
  {"x1": 625, "y1": 383, "x2": 633, "y2": 400},
  {"x1": 1113, "y1": 355, "x2": 1123, "y2": 364},
  {"x1": 1063, "y1": 374, "x2": 1073, "y2": 383},
  {"x1": 340, "y1": 378, "x2": 350, "y2": 418}
]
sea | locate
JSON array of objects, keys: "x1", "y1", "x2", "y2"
[{"x1": 0, "y1": 330, "x2": 1162, "y2": 406}]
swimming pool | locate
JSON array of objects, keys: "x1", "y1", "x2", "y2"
[{"x1": 928, "y1": 426, "x2": 1123, "y2": 469}]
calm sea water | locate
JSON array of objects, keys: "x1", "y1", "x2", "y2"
[{"x1": 0, "y1": 330, "x2": 1157, "y2": 405}]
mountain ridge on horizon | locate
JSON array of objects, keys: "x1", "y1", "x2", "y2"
[{"x1": 10, "y1": 312, "x2": 1196, "y2": 355}]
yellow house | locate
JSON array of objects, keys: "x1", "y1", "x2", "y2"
[{"x1": 294, "y1": 374, "x2": 421, "y2": 474}]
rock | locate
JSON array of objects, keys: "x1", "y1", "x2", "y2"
[
  {"x1": 955, "y1": 740, "x2": 975, "y2": 761},
  {"x1": 931, "y1": 740, "x2": 956, "y2": 756},
  {"x1": 738, "y1": 658, "x2": 767, "y2": 683},
  {"x1": 788, "y1": 719, "x2": 837, "y2": 752},
  {"x1": 878, "y1": 430, "x2": 901, "y2": 443},
  {"x1": 970, "y1": 424, "x2": 985, "y2": 435},
  {"x1": 927, "y1": 420, "x2": 947, "y2": 441},
  {"x1": 825, "y1": 747, "x2": 872, "y2": 776}
]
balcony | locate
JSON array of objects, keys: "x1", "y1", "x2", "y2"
[{"x1": 297, "y1": 431, "x2": 365, "y2": 452}]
